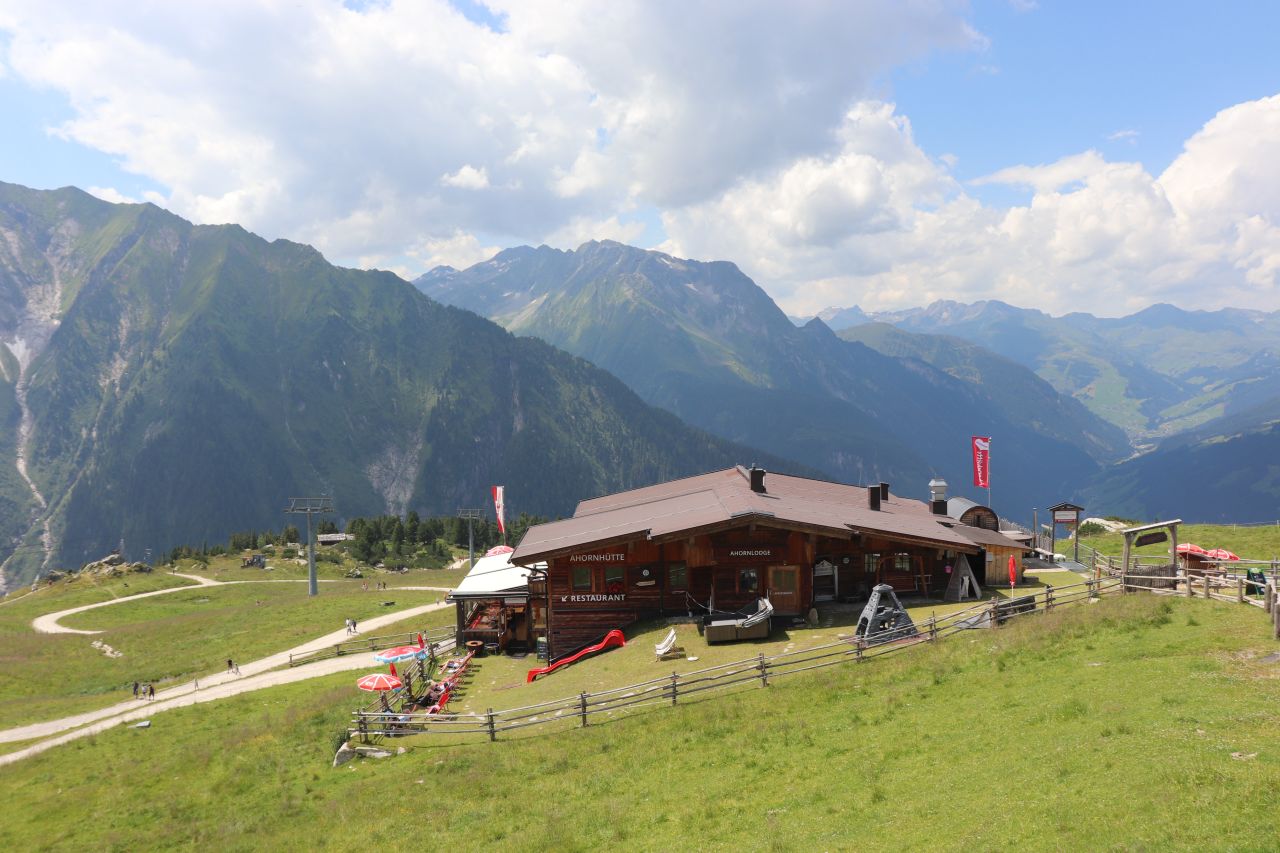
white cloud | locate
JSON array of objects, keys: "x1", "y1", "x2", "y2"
[
  {"x1": 662, "y1": 95, "x2": 1280, "y2": 316},
  {"x1": 85, "y1": 186, "x2": 139, "y2": 204},
  {"x1": 1, "y1": 3, "x2": 1276, "y2": 318},
  {"x1": 440, "y1": 165, "x2": 489, "y2": 189},
  {"x1": 0, "y1": 0, "x2": 975, "y2": 273},
  {"x1": 1108, "y1": 129, "x2": 1139, "y2": 143}
]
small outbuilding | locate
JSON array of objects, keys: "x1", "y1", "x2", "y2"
[{"x1": 447, "y1": 546, "x2": 546, "y2": 654}]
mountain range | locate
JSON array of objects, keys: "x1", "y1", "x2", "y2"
[
  {"x1": 0, "y1": 183, "x2": 797, "y2": 589},
  {"x1": 417, "y1": 241, "x2": 1127, "y2": 521}
]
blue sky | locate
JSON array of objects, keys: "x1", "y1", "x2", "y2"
[{"x1": 1, "y1": 1, "x2": 1278, "y2": 316}]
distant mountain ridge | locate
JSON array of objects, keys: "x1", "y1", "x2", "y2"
[
  {"x1": 417, "y1": 241, "x2": 1126, "y2": 518},
  {"x1": 0, "y1": 184, "x2": 802, "y2": 588}
]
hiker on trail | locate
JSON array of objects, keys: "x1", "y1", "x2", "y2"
[
  {"x1": 233, "y1": 661, "x2": 241, "y2": 675},
  {"x1": 148, "y1": 684, "x2": 155, "y2": 700},
  {"x1": 351, "y1": 618, "x2": 358, "y2": 634},
  {"x1": 132, "y1": 681, "x2": 139, "y2": 699}
]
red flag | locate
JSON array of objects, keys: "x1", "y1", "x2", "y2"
[
  {"x1": 971, "y1": 436, "x2": 991, "y2": 489},
  {"x1": 492, "y1": 485, "x2": 506, "y2": 536}
]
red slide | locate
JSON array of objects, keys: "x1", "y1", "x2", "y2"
[{"x1": 526, "y1": 629, "x2": 625, "y2": 683}]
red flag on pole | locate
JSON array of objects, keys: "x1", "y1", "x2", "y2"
[
  {"x1": 971, "y1": 436, "x2": 991, "y2": 489},
  {"x1": 492, "y1": 485, "x2": 506, "y2": 538}
]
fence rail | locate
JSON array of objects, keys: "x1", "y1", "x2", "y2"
[
  {"x1": 289, "y1": 625, "x2": 456, "y2": 667},
  {"x1": 349, "y1": 577, "x2": 1127, "y2": 743}
]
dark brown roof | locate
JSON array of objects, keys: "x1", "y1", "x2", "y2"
[
  {"x1": 944, "y1": 523, "x2": 1027, "y2": 550},
  {"x1": 513, "y1": 467, "x2": 981, "y2": 563}
]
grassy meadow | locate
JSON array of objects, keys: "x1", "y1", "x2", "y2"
[
  {"x1": 1062, "y1": 522, "x2": 1280, "y2": 562},
  {"x1": 0, "y1": 573, "x2": 452, "y2": 728},
  {"x1": 0, "y1": 593, "x2": 1276, "y2": 850}
]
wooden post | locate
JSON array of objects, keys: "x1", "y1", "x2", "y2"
[
  {"x1": 1121, "y1": 534, "x2": 1132, "y2": 593},
  {"x1": 579, "y1": 692, "x2": 589, "y2": 727},
  {"x1": 486, "y1": 708, "x2": 496, "y2": 742},
  {"x1": 1204, "y1": 574, "x2": 1213, "y2": 600},
  {"x1": 357, "y1": 712, "x2": 368, "y2": 743},
  {"x1": 928, "y1": 616, "x2": 938, "y2": 641},
  {"x1": 855, "y1": 642, "x2": 864, "y2": 663},
  {"x1": 1237, "y1": 577, "x2": 1245, "y2": 604},
  {"x1": 1185, "y1": 569, "x2": 1193, "y2": 598},
  {"x1": 1274, "y1": 598, "x2": 1280, "y2": 640},
  {"x1": 1045, "y1": 584, "x2": 1055, "y2": 611},
  {"x1": 758, "y1": 653, "x2": 770, "y2": 687},
  {"x1": 990, "y1": 596, "x2": 1000, "y2": 628},
  {"x1": 670, "y1": 672, "x2": 679, "y2": 706}
]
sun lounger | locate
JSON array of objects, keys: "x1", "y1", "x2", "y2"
[{"x1": 655, "y1": 627, "x2": 685, "y2": 660}]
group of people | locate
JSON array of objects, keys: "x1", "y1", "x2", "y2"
[
  {"x1": 345, "y1": 618, "x2": 359, "y2": 635},
  {"x1": 131, "y1": 681, "x2": 156, "y2": 701},
  {"x1": 359, "y1": 581, "x2": 390, "y2": 591},
  {"x1": 226, "y1": 658, "x2": 241, "y2": 675}
]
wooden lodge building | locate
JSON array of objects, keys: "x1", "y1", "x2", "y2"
[{"x1": 512, "y1": 466, "x2": 1027, "y2": 660}]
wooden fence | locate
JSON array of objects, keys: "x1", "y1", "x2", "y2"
[
  {"x1": 349, "y1": 576, "x2": 1125, "y2": 743},
  {"x1": 289, "y1": 625, "x2": 456, "y2": 667}
]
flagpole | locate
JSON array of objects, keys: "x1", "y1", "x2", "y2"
[{"x1": 987, "y1": 437, "x2": 993, "y2": 514}]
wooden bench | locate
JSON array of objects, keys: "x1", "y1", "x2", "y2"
[{"x1": 655, "y1": 627, "x2": 684, "y2": 660}]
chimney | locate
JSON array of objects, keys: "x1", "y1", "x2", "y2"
[
  {"x1": 868, "y1": 487, "x2": 881, "y2": 511},
  {"x1": 879, "y1": 482, "x2": 889, "y2": 501},
  {"x1": 929, "y1": 477, "x2": 948, "y2": 515},
  {"x1": 749, "y1": 466, "x2": 767, "y2": 494}
]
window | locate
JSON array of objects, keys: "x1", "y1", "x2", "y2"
[
  {"x1": 739, "y1": 568, "x2": 759, "y2": 594},
  {"x1": 572, "y1": 566, "x2": 592, "y2": 591},
  {"x1": 894, "y1": 554, "x2": 912, "y2": 573},
  {"x1": 605, "y1": 566, "x2": 624, "y2": 593},
  {"x1": 667, "y1": 562, "x2": 687, "y2": 590},
  {"x1": 864, "y1": 553, "x2": 879, "y2": 574},
  {"x1": 629, "y1": 566, "x2": 655, "y2": 587}
]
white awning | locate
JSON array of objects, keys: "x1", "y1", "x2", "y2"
[{"x1": 448, "y1": 552, "x2": 545, "y2": 599}]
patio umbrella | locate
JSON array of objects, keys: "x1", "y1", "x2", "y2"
[
  {"x1": 374, "y1": 645, "x2": 428, "y2": 663},
  {"x1": 1205, "y1": 548, "x2": 1240, "y2": 561},
  {"x1": 1008, "y1": 554, "x2": 1017, "y2": 589},
  {"x1": 356, "y1": 672, "x2": 403, "y2": 692},
  {"x1": 484, "y1": 545, "x2": 514, "y2": 557}
]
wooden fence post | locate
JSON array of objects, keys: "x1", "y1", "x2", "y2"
[
  {"x1": 1205, "y1": 575, "x2": 1214, "y2": 600},
  {"x1": 1274, "y1": 598, "x2": 1280, "y2": 640},
  {"x1": 486, "y1": 708, "x2": 496, "y2": 742},
  {"x1": 990, "y1": 596, "x2": 1000, "y2": 628},
  {"x1": 928, "y1": 616, "x2": 938, "y2": 641},
  {"x1": 357, "y1": 712, "x2": 368, "y2": 743},
  {"x1": 758, "y1": 653, "x2": 770, "y2": 687},
  {"x1": 1045, "y1": 584, "x2": 1055, "y2": 611},
  {"x1": 855, "y1": 642, "x2": 864, "y2": 663},
  {"x1": 1237, "y1": 577, "x2": 1244, "y2": 604},
  {"x1": 1185, "y1": 571, "x2": 1193, "y2": 598},
  {"x1": 670, "y1": 672, "x2": 679, "y2": 706},
  {"x1": 579, "y1": 692, "x2": 589, "y2": 727}
]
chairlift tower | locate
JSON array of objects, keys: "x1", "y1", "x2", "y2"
[
  {"x1": 286, "y1": 496, "x2": 333, "y2": 597},
  {"x1": 457, "y1": 508, "x2": 484, "y2": 570}
]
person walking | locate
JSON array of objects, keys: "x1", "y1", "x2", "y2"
[
  {"x1": 351, "y1": 618, "x2": 358, "y2": 634},
  {"x1": 132, "y1": 681, "x2": 139, "y2": 699},
  {"x1": 227, "y1": 658, "x2": 234, "y2": 673},
  {"x1": 233, "y1": 661, "x2": 241, "y2": 675},
  {"x1": 148, "y1": 684, "x2": 155, "y2": 701}
]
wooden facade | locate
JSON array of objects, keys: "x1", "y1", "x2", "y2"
[{"x1": 539, "y1": 524, "x2": 964, "y2": 657}]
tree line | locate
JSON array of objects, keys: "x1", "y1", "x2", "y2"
[{"x1": 169, "y1": 511, "x2": 546, "y2": 568}]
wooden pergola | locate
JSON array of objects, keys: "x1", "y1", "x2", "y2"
[{"x1": 1119, "y1": 519, "x2": 1182, "y2": 579}]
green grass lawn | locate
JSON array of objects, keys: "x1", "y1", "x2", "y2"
[
  {"x1": 170, "y1": 554, "x2": 471, "y2": 588},
  {"x1": 1064, "y1": 522, "x2": 1280, "y2": 562},
  {"x1": 0, "y1": 594, "x2": 1275, "y2": 851},
  {"x1": 0, "y1": 576, "x2": 450, "y2": 728}
]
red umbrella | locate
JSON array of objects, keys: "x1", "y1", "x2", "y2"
[
  {"x1": 485, "y1": 545, "x2": 514, "y2": 557},
  {"x1": 356, "y1": 673, "x2": 403, "y2": 692},
  {"x1": 1008, "y1": 554, "x2": 1017, "y2": 589},
  {"x1": 417, "y1": 633, "x2": 424, "y2": 649},
  {"x1": 375, "y1": 645, "x2": 427, "y2": 663},
  {"x1": 1205, "y1": 548, "x2": 1240, "y2": 561},
  {"x1": 1176, "y1": 543, "x2": 1206, "y2": 555}
]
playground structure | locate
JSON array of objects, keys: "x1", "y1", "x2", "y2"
[
  {"x1": 526, "y1": 629, "x2": 625, "y2": 682},
  {"x1": 855, "y1": 584, "x2": 916, "y2": 645}
]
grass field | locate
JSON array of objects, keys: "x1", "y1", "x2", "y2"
[
  {"x1": 0, "y1": 593, "x2": 1275, "y2": 851},
  {"x1": 168, "y1": 554, "x2": 472, "y2": 587},
  {"x1": 1062, "y1": 522, "x2": 1280, "y2": 562},
  {"x1": 0, "y1": 574, "x2": 451, "y2": 728}
]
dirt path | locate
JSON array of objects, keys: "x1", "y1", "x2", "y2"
[
  {"x1": 31, "y1": 573, "x2": 452, "y2": 635},
  {"x1": 0, "y1": 599, "x2": 453, "y2": 763}
]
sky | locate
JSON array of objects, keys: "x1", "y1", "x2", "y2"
[{"x1": 1, "y1": 0, "x2": 1279, "y2": 317}]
